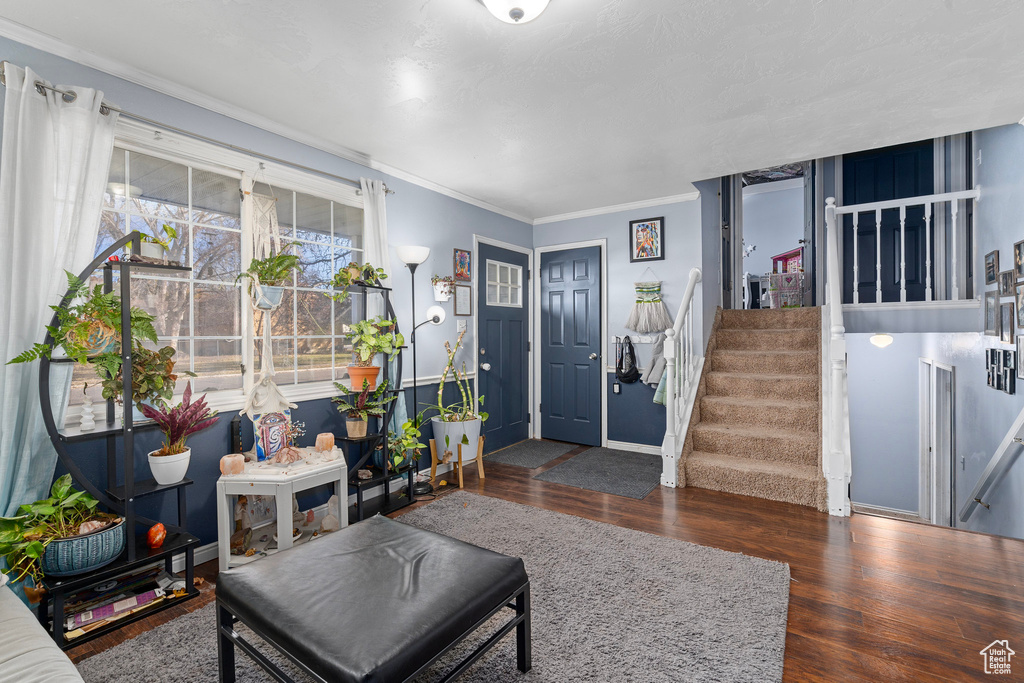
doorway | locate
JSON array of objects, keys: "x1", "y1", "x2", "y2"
[
  {"x1": 919, "y1": 359, "x2": 956, "y2": 526},
  {"x1": 537, "y1": 244, "x2": 603, "y2": 446}
]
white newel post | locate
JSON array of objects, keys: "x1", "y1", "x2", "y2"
[
  {"x1": 824, "y1": 198, "x2": 852, "y2": 516},
  {"x1": 661, "y1": 328, "x2": 679, "y2": 487}
]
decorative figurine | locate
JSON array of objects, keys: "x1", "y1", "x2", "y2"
[
  {"x1": 230, "y1": 495, "x2": 253, "y2": 555},
  {"x1": 147, "y1": 523, "x2": 166, "y2": 549},
  {"x1": 241, "y1": 376, "x2": 297, "y2": 462},
  {"x1": 79, "y1": 386, "x2": 96, "y2": 432}
]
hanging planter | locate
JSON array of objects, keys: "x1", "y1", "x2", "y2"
[
  {"x1": 431, "y1": 275, "x2": 456, "y2": 302},
  {"x1": 236, "y1": 246, "x2": 300, "y2": 311},
  {"x1": 252, "y1": 284, "x2": 285, "y2": 311}
]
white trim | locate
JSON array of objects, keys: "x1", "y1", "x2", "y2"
[
  {"x1": 401, "y1": 372, "x2": 475, "y2": 389},
  {"x1": 532, "y1": 192, "x2": 700, "y2": 226},
  {"x1": 850, "y1": 502, "x2": 924, "y2": 522},
  {"x1": 0, "y1": 20, "x2": 534, "y2": 225},
  {"x1": 842, "y1": 298, "x2": 980, "y2": 312},
  {"x1": 741, "y1": 177, "x2": 804, "y2": 196},
  {"x1": 473, "y1": 235, "x2": 535, "y2": 440},
  {"x1": 606, "y1": 440, "x2": 661, "y2": 456},
  {"x1": 533, "y1": 239, "x2": 608, "y2": 447}
]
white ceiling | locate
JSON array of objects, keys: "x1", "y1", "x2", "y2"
[{"x1": 2, "y1": 1, "x2": 1024, "y2": 222}]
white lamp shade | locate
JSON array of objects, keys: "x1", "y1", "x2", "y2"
[
  {"x1": 869, "y1": 333, "x2": 894, "y2": 348},
  {"x1": 482, "y1": 0, "x2": 550, "y2": 24},
  {"x1": 397, "y1": 245, "x2": 430, "y2": 265},
  {"x1": 425, "y1": 305, "x2": 446, "y2": 325}
]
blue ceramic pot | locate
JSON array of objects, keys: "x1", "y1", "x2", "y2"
[{"x1": 41, "y1": 518, "x2": 126, "y2": 577}]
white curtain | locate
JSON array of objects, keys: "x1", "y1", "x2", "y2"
[{"x1": 0, "y1": 65, "x2": 118, "y2": 516}]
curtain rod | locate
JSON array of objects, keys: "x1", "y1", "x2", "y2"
[{"x1": 0, "y1": 60, "x2": 392, "y2": 195}]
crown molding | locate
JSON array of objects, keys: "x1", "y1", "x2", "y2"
[
  {"x1": 0, "y1": 18, "x2": 533, "y2": 225},
  {"x1": 532, "y1": 191, "x2": 700, "y2": 226},
  {"x1": 741, "y1": 177, "x2": 804, "y2": 196}
]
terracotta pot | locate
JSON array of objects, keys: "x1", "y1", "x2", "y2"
[
  {"x1": 347, "y1": 365, "x2": 381, "y2": 391},
  {"x1": 346, "y1": 417, "x2": 368, "y2": 438}
]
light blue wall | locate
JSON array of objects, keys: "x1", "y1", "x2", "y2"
[
  {"x1": 694, "y1": 179, "x2": 721, "y2": 345},
  {"x1": 0, "y1": 35, "x2": 533, "y2": 378},
  {"x1": 741, "y1": 181, "x2": 804, "y2": 278}
]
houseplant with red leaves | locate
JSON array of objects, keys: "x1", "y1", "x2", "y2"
[{"x1": 140, "y1": 381, "x2": 220, "y2": 484}]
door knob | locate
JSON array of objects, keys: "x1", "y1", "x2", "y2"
[
  {"x1": 589, "y1": 353, "x2": 598, "y2": 360},
  {"x1": 481, "y1": 362, "x2": 492, "y2": 371}
]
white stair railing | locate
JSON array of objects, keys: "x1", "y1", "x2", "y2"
[
  {"x1": 832, "y1": 188, "x2": 980, "y2": 303},
  {"x1": 959, "y1": 406, "x2": 1024, "y2": 522},
  {"x1": 661, "y1": 267, "x2": 702, "y2": 487},
  {"x1": 823, "y1": 199, "x2": 852, "y2": 515}
]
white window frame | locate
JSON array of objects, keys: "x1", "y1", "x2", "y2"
[
  {"x1": 485, "y1": 259, "x2": 523, "y2": 308},
  {"x1": 82, "y1": 119, "x2": 366, "y2": 413}
]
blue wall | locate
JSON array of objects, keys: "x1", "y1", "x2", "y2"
[{"x1": 606, "y1": 375, "x2": 665, "y2": 446}]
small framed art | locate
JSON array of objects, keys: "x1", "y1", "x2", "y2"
[
  {"x1": 454, "y1": 284, "x2": 472, "y2": 316},
  {"x1": 1001, "y1": 270, "x2": 1016, "y2": 297},
  {"x1": 985, "y1": 291, "x2": 1000, "y2": 336},
  {"x1": 454, "y1": 248, "x2": 471, "y2": 281},
  {"x1": 1016, "y1": 283, "x2": 1024, "y2": 328},
  {"x1": 629, "y1": 217, "x2": 665, "y2": 262},
  {"x1": 985, "y1": 250, "x2": 1000, "y2": 285},
  {"x1": 1005, "y1": 367, "x2": 1016, "y2": 395},
  {"x1": 1017, "y1": 338, "x2": 1024, "y2": 380},
  {"x1": 1015, "y1": 240, "x2": 1024, "y2": 279},
  {"x1": 1001, "y1": 303, "x2": 1015, "y2": 344}
]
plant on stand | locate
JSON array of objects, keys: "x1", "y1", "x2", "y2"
[
  {"x1": 140, "y1": 381, "x2": 220, "y2": 485},
  {"x1": 430, "y1": 275, "x2": 456, "y2": 302},
  {"x1": 387, "y1": 419, "x2": 426, "y2": 471},
  {"x1": 327, "y1": 261, "x2": 388, "y2": 305},
  {"x1": 137, "y1": 223, "x2": 179, "y2": 262},
  {"x1": 0, "y1": 475, "x2": 124, "y2": 599},
  {"x1": 235, "y1": 244, "x2": 301, "y2": 310},
  {"x1": 420, "y1": 329, "x2": 487, "y2": 464},
  {"x1": 343, "y1": 316, "x2": 404, "y2": 390},
  {"x1": 332, "y1": 379, "x2": 396, "y2": 438}
]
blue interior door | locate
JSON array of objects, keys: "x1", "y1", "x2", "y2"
[
  {"x1": 540, "y1": 246, "x2": 602, "y2": 446},
  {"x1": 477, "y1": 243, "x2": 530, "y2": 453}
]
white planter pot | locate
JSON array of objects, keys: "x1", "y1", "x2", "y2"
[
  {"x1": 253, "y1": 285, "x2": 285, "y2": 311},
  {"x1": 432, "y1": 282, "x2": 452, "y2": 302},
  {"x1": 139, "y1": 242, "x2": 164, "y2": 260},
  {"x1": 431, "y1": 417, "x2": 482, "y2": 463},
  {"x1": 148, "y1": 447, "x2": 191, "y2": 485}
]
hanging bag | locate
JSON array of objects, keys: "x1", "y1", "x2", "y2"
[{"x1": 616, "y1": 336, "x2": 641, "y2": 384}]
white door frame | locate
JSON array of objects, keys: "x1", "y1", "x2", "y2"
[
  {"x1": 919, "y1": 358, "x2": 956, "y2": 525},
  {"x1": 472, "y1": 235, "x2": 535, "y2": 440},
  {"x1": 533, "y1": 239, "x2": 609, "y2": 447}
]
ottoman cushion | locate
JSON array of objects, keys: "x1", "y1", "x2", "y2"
[{"x1": 217, "y1": 515, "x2": 527, "y2": 683}]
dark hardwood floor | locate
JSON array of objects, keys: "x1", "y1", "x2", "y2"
[{"x1": 70, "y1": 443, "x2": 1024, "y2": 681}]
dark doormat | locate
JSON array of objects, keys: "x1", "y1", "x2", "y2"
[
  {"x1": 534, "y1": 447, "x2": 662, "y2": 499},
  {"x1": 484, "y1": 439, "x2": 576, "y2": 469}
]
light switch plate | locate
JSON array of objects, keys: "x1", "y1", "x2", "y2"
[{"x1": 457, "y1": 319, "x2": 467, "y2": 332}]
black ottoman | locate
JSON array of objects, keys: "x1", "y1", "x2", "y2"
[{"x1": 216, "y1": 515, "x2": 531, "y2": 682}]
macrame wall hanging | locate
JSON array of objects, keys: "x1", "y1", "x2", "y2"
[{"x1": 625, "y1": 269, "x2": 673, "y2": 333}]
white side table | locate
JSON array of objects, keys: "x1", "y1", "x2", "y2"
[{"x1": 215, "y1": 449, "x2": 349, "y2": 571}]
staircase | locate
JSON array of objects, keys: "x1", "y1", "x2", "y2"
[{"x1": 681, "y1": 307, "x2": 828, "y2": 511}]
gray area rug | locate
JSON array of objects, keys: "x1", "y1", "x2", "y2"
[
  {"x1": 534, "y1": 446, "x2": 663, "y2": 499},
  {"x1": 484, "y1": 439, "x2": 575, "y2": 469},
  {"x1": 77, "y1": 492, "x2": 789, "y2": 682}
]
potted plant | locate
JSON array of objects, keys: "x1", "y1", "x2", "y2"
[
  {"x1": 235, "y1": 244, "x2": 301, "y2": 310},
  {"x1": 138, "y1": 223, "x2": 178, "y2": 261},
  {"x1": 0, "y1": 475, "x2": 124, "y2": 594},
  {"x1": 387, "y1": 418, "x2": 426, "y2": 471},
  {"x1": 95, "y1": 343, "x2": 185, "y2": 412},
  {"x1": 139, "y1": 381, "x2": 220, "y2": 485},
  {"x1": 421, "y1": 329, "x2": 488, "y2": 464},
  {"x1": 332, "y1": 379, "x2": 396, "y2": 438},
  {"x1": 430, "y1": 275, "x2": 456, "y2": 302},
  {"x1": 344, "y1": 316, "x2": 404, "y2": 390},
  {"x1": 327, "y1": 261, "x2": 387, "y2": 305}
]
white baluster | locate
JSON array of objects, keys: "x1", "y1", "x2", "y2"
[
  {"x1": 924, "y1": 203, "x2": 932, "y2": 302},
  {"x1": 951, "y1": 200, "x2": 959, "y2": 300},
  {"x1": 875, "y1": 209, "x2": 883, "y2": 303},
  {"x1": 899, "y1": 205, "x2": 907, "y2": 303},
  {"x1": 852, "y1": 212, "x2": 860, "y2": 304}
]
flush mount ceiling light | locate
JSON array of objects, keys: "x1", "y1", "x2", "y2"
[
  {"x1": 870, "y1": 333, "x2": 894, "y2": 348},
  {"x1": 482, "y1": 0, "x2": 550, "y2": 24}
]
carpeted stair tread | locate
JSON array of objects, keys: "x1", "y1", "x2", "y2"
[
  {"x1": 685, "y1": 451, "x2": 826, "y2": 508},
  {"x1": 699, "y1": 395, "x2": 819, "y2": 433},
  {"x1": 705, "y1": 371, "x2": 820, "y2": 400},
  {"x1": 690, "y1": 423, "x2": 819, "y2": 466},
  {"x1": 710, "y1": 349, "x2": 818, "y2": 375},
  {"x1": 716, "y1": 328, "x2": 818, "y2": 351},
  {"x1": 721, "y1": 307, "x2": 821, "y2": 330}
]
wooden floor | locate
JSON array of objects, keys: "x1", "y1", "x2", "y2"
[{"x1": 70, "y1": 443, "x2": 1024, "y2": 681}]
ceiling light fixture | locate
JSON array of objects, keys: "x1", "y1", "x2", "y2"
[
  {"x1": 869, "y1": 333, "x2": 894, "y2": 349},
  {"x1": 482, "y1": 0, "x2": 550, "y2": 24}
]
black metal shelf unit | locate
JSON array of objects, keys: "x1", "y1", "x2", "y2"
[
  {"x1": 338, "y1": 282, "x2": 412, "y2": 521},
  {"x1": 35, "y1": 232, "x2": 200, "y2": 650}
]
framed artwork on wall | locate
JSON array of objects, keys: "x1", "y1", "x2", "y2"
[
  {"x1": 1001, "y1": 303, "x2": 1015, "y2": 344},
  {"x1": 1005, "y1": 367, "x2": 1017, "y2": 395},
  {"x1": 1016, "y1": 283, "x2": 1024, "y2": 328},
  {"x1": 628, "y1": 217, "x2": 665, "y2": 262},
  {"x1": 985, "y1": 250, "x2": 1000, "y2": 285},
  {"x1": 1017, "y1": 338, "x2": 1024, "y2": 380},
  {"x1": 453, "y1": 248, "x2": 472, "y2": 281},
  {"x1": 985, "y1": 291, "x2": 1000, "y2": 336},
  {"x1": 454, "y1": 284, "x2": 472, "y2": 316},
  {"x1": 1001, "y1": 271, "x2": 1016, "y2": 297},
  {"x1": 1015, "y1": 240, "x2": 1024, "y2": 279}
]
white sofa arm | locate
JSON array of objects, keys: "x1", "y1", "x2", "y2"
[{"x1": 0, "y1": 581, "x2": 84, "y2": 683}]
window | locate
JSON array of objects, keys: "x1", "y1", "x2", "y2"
[
  {"x1": 486, "y1": 260, "x2": 523, "y2": 307},
  {"x1": 69, "y1": 137, "x2": 364, "y2": 408}
]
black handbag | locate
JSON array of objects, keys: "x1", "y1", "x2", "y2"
[{"x1": 615, "y1": 336, "x2": 640, "y2": 384}]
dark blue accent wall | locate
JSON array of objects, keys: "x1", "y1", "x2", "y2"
[{"x1": 605, "y1": 375, "x2": 664, "y2": 446}]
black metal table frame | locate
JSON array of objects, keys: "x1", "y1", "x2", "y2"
[{"x1": 216, "y1": 581, "x2": 531, "y2": 683}]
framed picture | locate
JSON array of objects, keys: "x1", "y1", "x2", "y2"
[
  {"x1": 988, "y1": 365, "x2": 995, "y2": 387},
  {"x1": 453, "y1": 248, "x2": 472, "y2": 281},
  {"x1": 985, "y1": 250, "x2": 1000, "y2": 285},
  {"x1": 1005, "y1": 349, "x2": 1017, "y2": 370},
  {"x1": 1017, "y1": 338, "x2": 1024, "y2": 380},
  {"x1": 985, "y1": 291, "x2": 1000, "y2": 336},
  {"x1": 1001, "y1": 270, "x2": 1016, "y2": 297},
  {"x1": 1001, "y1": 303, "x2": 1015, "y2": 344},
  {"x1": 1005, "y1": 367, "x2": 1016, "y2": 395},
  {"x1": 629, "y1": 217, "x2": 665, "y2": 262},
  {"x1": 1015, "y1": 241, "x2": 1024, "y2": 279},
  {"x1": 454, "y1": 284, "x2": 472, "y2": 316},
  {"x1": 990, "y1": 348, "x2": 1000, "y2": 367},
  {"x1": 1016, "y1": 283, "x2": 1024, "y2": 328}
]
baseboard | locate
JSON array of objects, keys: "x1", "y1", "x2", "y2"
[
  {"x1": 171, "y1": 463, "x2": 454, "y2": 573},
  {"x1": 851, "y1": 502, "x2": 924, "y2": 523},
  {"x1": 606, "y1": 440, "x2": 661, "y2": 455}
]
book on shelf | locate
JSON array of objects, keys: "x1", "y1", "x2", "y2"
[
  {"x1": 66, "y1": 588, "x2": 165, "y2": 630},
  {"x1": 64, "y1": 595, "x2": 170, "y2": 641}
]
